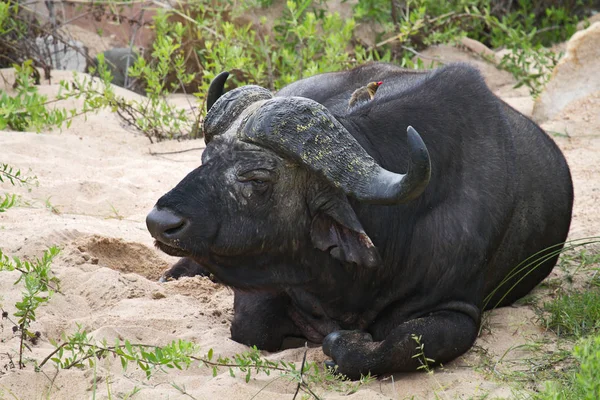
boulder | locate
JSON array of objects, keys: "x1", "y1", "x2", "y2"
[
  {"x1": 87, "y1": 48, "x2": 143, "y2": 93},
  {"x1": 532, "y1": 22, "x2": 600, "y2": 123},
  {"x1": 34, "y1": 36, "x2": 88, "y2": 72}
]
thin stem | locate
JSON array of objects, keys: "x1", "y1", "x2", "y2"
[
  {"x1": 124, "y1": 9, "x2": 145, "y2": 89},
  {"x1": 293, "y1": 344, "x2": 309, "y2": 400},
  {"x1": 194, "y1": 357, "x2": 290, "y2": 373},
  {"x1": 19, "y1": 325, "x2": 26, "y2": 369},
  {"x1": 148, "y1": 147, "x2": 205, "y2": 156},
  {"x1": 0, "y1": 170, "x2": 30, "y2": 185},
  {"x1": 37, "y1": 343, "x2": 69, "y2": 369}
]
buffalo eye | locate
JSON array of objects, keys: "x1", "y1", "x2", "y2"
[{"x1": 237, "y1": 169, "x2": 273, "y2": 194}]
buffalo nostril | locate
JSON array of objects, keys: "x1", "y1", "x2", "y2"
[
  {"x1": 164, "y1": 223, "x2": 184, "y2": 235},
  {"x1": 146, "y1": 207, "x2": 187, "y2": 240}
]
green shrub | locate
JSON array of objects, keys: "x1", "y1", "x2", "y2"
[
  {"x1": 0, "y1": 246, "x2": 61, "y2": 368},
  {"x1": 123, "y1": 12, "x2": 197, "y2": 141},
  {"x1": 0, "y1": 61, "x2": 70, "y2": 132},
  {"x1": 176, "y1": 0, "x2": 384, "y2": 96},
  {"x1": 2, "y1": 0, "x2": 588, "y2": 137},
  {"x1": 0, "y1": 0, "x2": 34, "y2": 68},
  {"x1": 351, "y1": 0, "x2": 588, "y2": 96}
]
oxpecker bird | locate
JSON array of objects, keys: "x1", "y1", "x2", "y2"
[{"x1": 348, "y1": 81, "x2": 383, "y2": 109}]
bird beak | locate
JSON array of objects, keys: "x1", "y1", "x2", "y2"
[{"x1": 377, "y1": 81, "x2": 383, "y2": 86}]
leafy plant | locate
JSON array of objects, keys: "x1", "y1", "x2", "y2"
[
  {"x1": 0, "y1": 61, "x2": 70, "y2": 132},
  {"x1": 122, "y1": 12, "x2": 197, "y2": 141},
  {"x1": 0, "y1": 193, "x2": 17, "y2": 212},
  {"x1": 411, "y1": 333, "x2": 436, "y2": 373},
  {"x1": 40, "y1": 327, "x2": 196, "y2": 375},
  {"x1": 62, "y1": 0, "x2": 389, "y2": 142},
  {"x1": 353, "y1": 0, "x2": 586, "y2": 96},
  {"x1": 186, "y1": 0, "x2": 377, "y2": 94},
  {"x1": 0, "y1": 163, "x2": 36, "y2": 186},
  {"x1": 0, "y1": 246, "x2": 61, "y2": 368},
  {"x1": 35, "y1": 326, "x2": 372, "y2": 399},
  {"x1": 55, "y1": 55, "x2": 118, "y2": 121},
  {"x1": 269, "y1": 0, "x2": 359, "y2": 88},
  {"x1": 0, "y1": 163, "x2": 38, "y2": 212}
]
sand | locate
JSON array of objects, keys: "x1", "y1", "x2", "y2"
[{"x1": 0, "y1": 51, "x2": 599, "y2": 399}]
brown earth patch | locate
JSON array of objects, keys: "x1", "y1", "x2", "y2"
[{"x1": 74, "y1": 235, "x2": 169, "y2": 281}]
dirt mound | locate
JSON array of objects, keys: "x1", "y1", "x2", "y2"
[{"x1": 73, "y1": 235, "x2": 169, "y2": 281}]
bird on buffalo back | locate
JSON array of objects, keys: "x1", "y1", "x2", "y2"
[{"x1": 348, "y1": 81, "x2": 383, "y2": 109}]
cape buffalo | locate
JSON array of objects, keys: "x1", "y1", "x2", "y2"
[{"x1": 146, "y1": 62, "x2": 573, "y2": 379}]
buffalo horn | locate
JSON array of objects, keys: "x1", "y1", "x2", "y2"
[
  {"x1": 204, "y1": 85, "x2": 273, "y2": 144},
  {"x1": 206, "y1": 71, "x2": 230, "y2": 112},
  {"x1": 239, "y1": 96, "x2": 431, "y2": 204}
]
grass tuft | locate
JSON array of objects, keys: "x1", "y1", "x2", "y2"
[{"x1": 541, "y1": 290, "x2": 600, "y2": 338}]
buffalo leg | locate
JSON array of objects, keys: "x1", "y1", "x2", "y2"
[
  {"x1": 230, "y1": 291, "x2": 299, "y2": 352},
  {"x1": 322, "y1": 310, "x2": 478, "y2": 379}
]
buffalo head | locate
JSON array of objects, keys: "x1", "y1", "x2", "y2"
[{"x1": 146, "y1": 73, "x2": 431, "y2": 284}]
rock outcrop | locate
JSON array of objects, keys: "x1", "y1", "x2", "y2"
[{"x1": 532, "y1": 22, "x2": 600, "y2": 123}]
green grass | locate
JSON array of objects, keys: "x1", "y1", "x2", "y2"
[
  {"x1": 534, "y1": 335, "x2": 600, "y2": 400},
  {"x1": 485, "y1": 245, "x2": 600, "y2": 398},
  {"x1": 516, "y1": 247, "x2": 600, "y2": 399},
  {"x1": 541, "y1": 287, "x2": 600, "y2": 339}
]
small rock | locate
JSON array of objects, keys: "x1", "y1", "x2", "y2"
[
  {"x1": 82, "y1": 254, "x2": 90, "y2": 261},
  {"x1": 122, "y1": 274, "x2": 138, "y2": 283},
  {"x1": 151, "y1": 291, "x2": 166, "y2": 300},
  {"x1": 91, "y1": 258, "x2": 99, "y2": 264}
]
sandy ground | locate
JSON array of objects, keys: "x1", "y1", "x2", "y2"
[{"x1": 0, "y1": 48, "x2": 599, "y2": 400}]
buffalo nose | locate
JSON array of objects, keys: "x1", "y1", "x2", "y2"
[{"x1": 146, "y1": 207, "x2": 187, "y2": 240}]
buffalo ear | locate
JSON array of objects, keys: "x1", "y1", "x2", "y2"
[{"x1": 309, "y1": 191, "x2": 381, "y2": 268}]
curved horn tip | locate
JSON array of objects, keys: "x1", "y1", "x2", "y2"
[
  {"x1": 406, "y1": 125, "x2": 422, "y2": 144},
  {"x1": 405, "y1": 126, "x2": 431, "y2": 196},
  {"x1": 216, "y1": 71, "x2": 230, "y2": 81},
  {"x1": 407, "y1": 126, "x2": 429, "y2": 160},
  {"x1": 207, "y1": 71, "x2": 230, "y2": 112}
]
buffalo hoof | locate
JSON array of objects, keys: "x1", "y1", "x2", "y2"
[
  {"x1": 323, "y1": 330, "x2": 373, "y2": 356},
  {"x1": 322, "y1": 330, "x2": 374, "y2": 380},
  {"x1": 324, "y1": 360, "x2": 337, "y2": 371},
  {"x1": 159, "y1": 257, "x2": 214, "y2": 282}
]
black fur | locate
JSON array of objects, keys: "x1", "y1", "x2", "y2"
[{"x1": 147, "y1": 63, "x2": 573, "y2": 379}]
